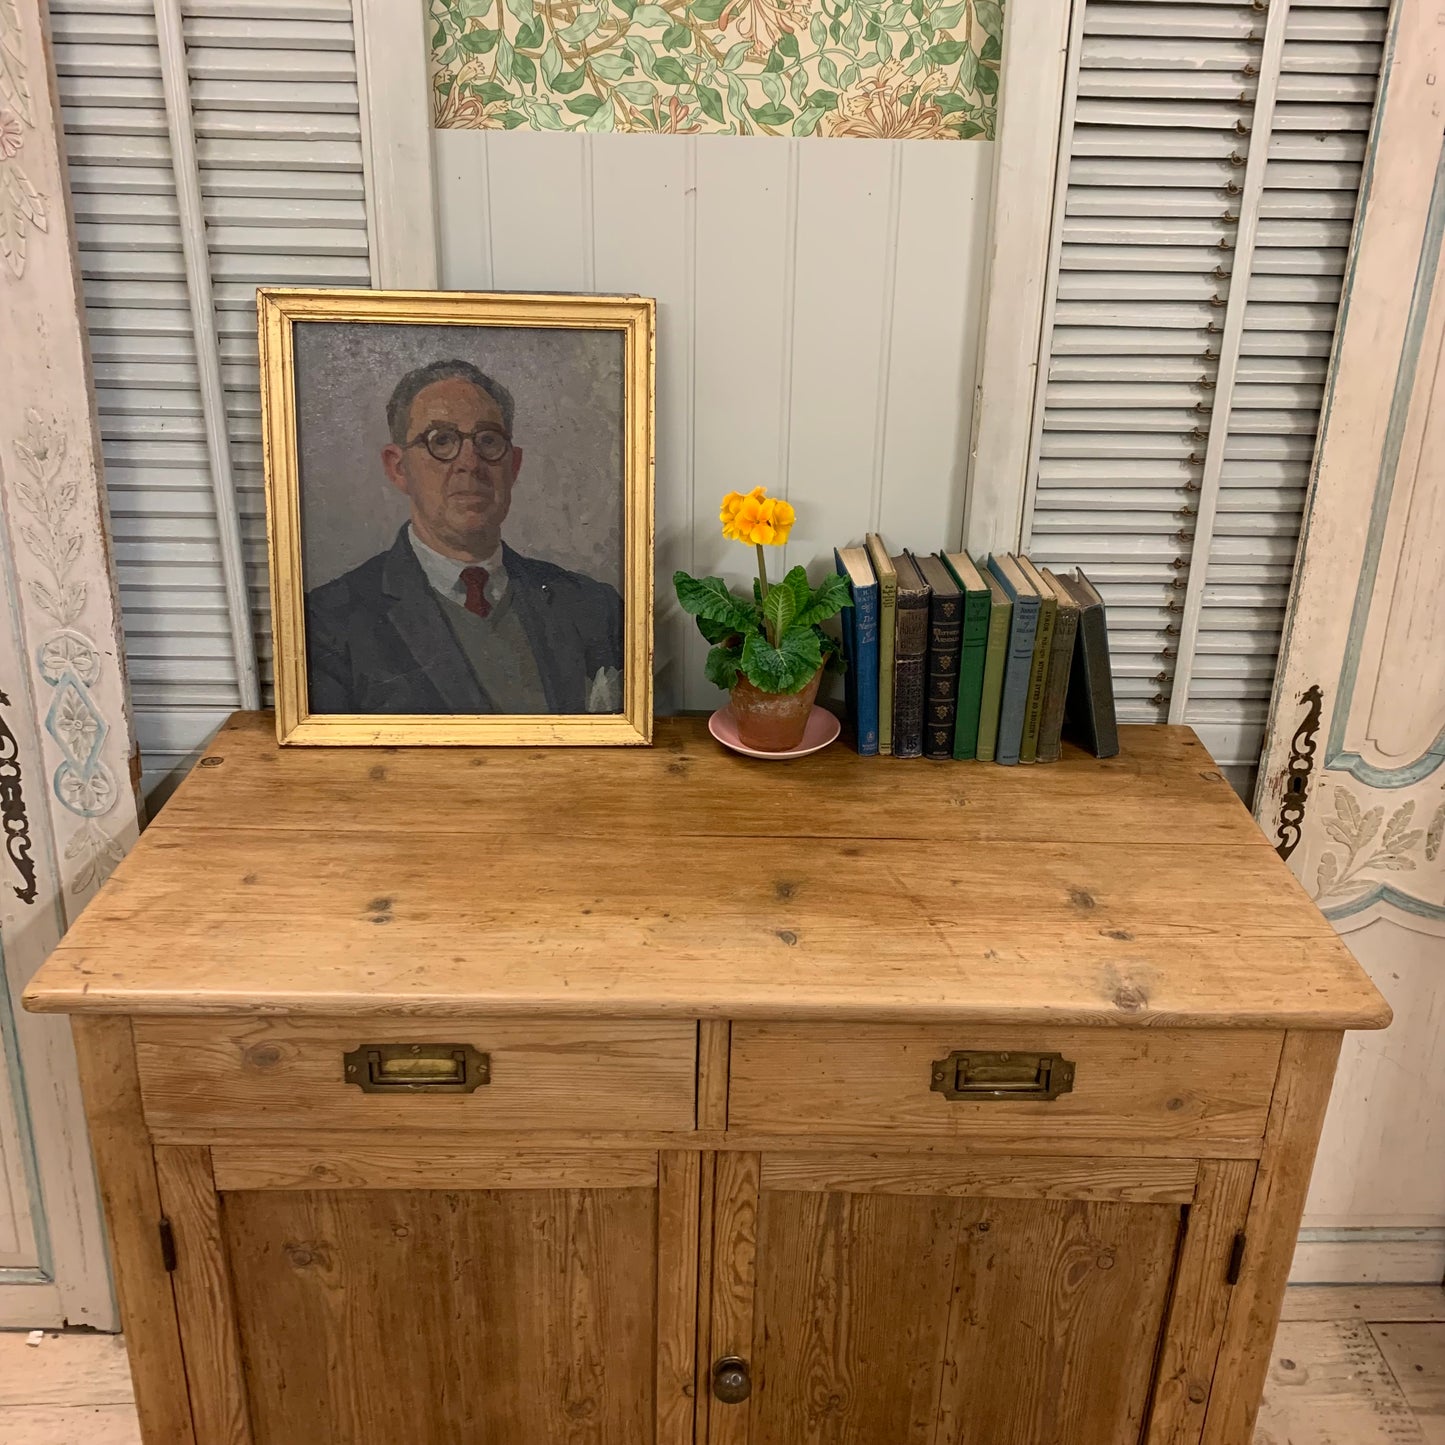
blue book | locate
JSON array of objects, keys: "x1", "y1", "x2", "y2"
[
  {"x1": 985, "y1": 553, "x2": 1042, "y2": 766},
  {"x1": 835, "y1": 547, "x2": 879, "y2": 756}
]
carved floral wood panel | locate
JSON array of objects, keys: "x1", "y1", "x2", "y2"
[{"x1": 1258, "y1": 0, "x2": 1445, "y2": 939}]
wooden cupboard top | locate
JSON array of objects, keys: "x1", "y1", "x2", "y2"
[{"x1": 24, "y1": 713, "x2": 1390, "y2": 1029}]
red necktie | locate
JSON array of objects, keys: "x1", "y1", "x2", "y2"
[{"x1": 460, "y1": 565, "x2": 492, "y2": 619}]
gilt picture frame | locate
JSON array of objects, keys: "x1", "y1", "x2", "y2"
[{"x1": 258, "y1": 289, "x2": 654, "y2": 746}]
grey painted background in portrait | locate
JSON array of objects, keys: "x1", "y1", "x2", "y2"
[{"x1": 293, "y1": 322, "x2": 625, "y2": 591}]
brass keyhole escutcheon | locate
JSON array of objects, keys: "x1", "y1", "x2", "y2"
[{"x1": 712, "y1": 1356, "x2": 751, "y2": 1404}]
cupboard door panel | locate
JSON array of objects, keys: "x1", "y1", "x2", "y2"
[
  {"x1": 936, "y1": 1197, "x2": 1182, "y2": 1445},
  {"x1": 752, "y1": 1190, "x2": 964, "y2": 1445},
  {"x1": 222, "y1": 1187, "x2": 658, "y2": 1445}
]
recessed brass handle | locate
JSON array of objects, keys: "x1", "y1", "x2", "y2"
[
  {"x1": 343, "y1": 1043, "x2": 490, "y2": 1094},
  {"x1": 930, "y1": 1050, "x2": 1075, "y2": 1102},
  {"x1": 712, "y1": 1356, "x2": 751, "y2": 1405}
]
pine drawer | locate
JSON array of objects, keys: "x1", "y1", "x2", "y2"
[
  {"x1": 132, "y1": 1016, "x2": 698, "y2": 1137},
  {"x1": 727, "y1": 1022, "x2": 1283, "y2": 1149}
]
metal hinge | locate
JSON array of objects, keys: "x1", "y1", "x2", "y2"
[
  {"x1": 1226, "y1": 1231, "x2": 1247, "y2": 1286},
  {"x1": 158, "y1": 1218, "x2": 177, "y2": 1273}
]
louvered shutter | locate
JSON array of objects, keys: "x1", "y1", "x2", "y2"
[
  {"x1": 53, "y1": 0, "x2": 372, "y2": 796},
  {"x1": 1025, "y1": 0, "x2": 1385, "y2": 799}
]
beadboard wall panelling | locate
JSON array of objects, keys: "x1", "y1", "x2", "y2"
[{"x1": 433, "y1": 129, "x2": 994, "y2": 712}]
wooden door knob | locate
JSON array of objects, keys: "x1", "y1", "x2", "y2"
[{"x1": 711, "y1": 1356, "x2": 751, "y2": 1404}]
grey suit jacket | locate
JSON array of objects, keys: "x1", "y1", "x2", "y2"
[{"x1": 305, "y1": 527, "x2": 623, "y2": 715}]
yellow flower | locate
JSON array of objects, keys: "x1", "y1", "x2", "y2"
[{"x1": 719, "y1": 487, "x2": 794, "y2": 547}]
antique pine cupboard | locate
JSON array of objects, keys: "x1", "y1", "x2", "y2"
[{"x1": 24, "y1": 715, "x2": 1389, "y2": 1445}]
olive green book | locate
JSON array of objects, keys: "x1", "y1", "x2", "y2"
[
  {"x1": 865, "y1": 533, "x2": 897, "y2": 755},
  {"x1": 1015, "y1": 554, "x2": 1057, "y2": 764},
  {"x1": 976, "y1": 570, "x2": 1012, "y2": 764}
]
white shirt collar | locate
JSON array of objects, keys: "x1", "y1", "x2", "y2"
[{"x1": 408, "y1": 525, "x2": 507, "y2": 606}]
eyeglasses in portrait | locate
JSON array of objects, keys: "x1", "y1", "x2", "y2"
[{"x1": 258, "y1": 290, "x2": 654, "y2": 745}]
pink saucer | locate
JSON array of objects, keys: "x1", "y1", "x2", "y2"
[{"x1": 707, "y1": 704, "x2": 842, "y2": 760}]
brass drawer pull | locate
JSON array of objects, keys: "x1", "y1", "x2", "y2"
[
  {"x1": 343, "y1": 1043, "x2": 491, "y2": 1094},
  {"x1": 930, "y1": 1050, "x2": 1075, "y2": 1102}
]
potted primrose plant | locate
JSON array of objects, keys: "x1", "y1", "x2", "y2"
[{"x1": 674, "y1": 487, "x2": 851, "y2": 752}]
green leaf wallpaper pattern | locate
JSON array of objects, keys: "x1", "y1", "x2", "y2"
[{"x1": 430, "y1": 0, "x2": 1002, "y2": 138}]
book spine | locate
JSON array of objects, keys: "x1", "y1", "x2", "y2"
[
  {"x1": 853, "y1": 581, "x2": 880, "y2": 756},
  {"x1": 975, "y1": 599, "x2": 1010, "y2": 763},
  {"x1": 924, "y1": 600, "x2": 963, "y2": 760},
  {"x1": 1080, "y1": 609, "x2": 1120, "y2": 758},
  {"x1": 877, "y1": 579, "x2": 896, "y2": 756},
  {"x1": 1019, "y1": 599, "x2": 1056, "y2": 764},
  {"x1": 891, "y1": 591, "x2": 929, "y2": 759},
  {"x1": 994, "y1": 597, "x2": 1039, "y2": 766},
  {"x1": 952, "y1": 589, "x2": 990, "y2": 760},
  {"x1": 1035, "y1": 604, "x2": 1078, "y2": 763}
]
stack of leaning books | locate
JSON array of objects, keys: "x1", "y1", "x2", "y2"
[{"x1": 834, "y1": 537, "x2": 1119, "y2": 763}]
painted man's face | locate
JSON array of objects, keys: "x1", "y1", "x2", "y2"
[{"x1": 381, "y1": 376, "x2": 524, "y2": 561}]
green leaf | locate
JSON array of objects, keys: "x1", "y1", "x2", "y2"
[
  {"x1": 956, "y1": 44, "x2": 977, "y2": 92},
  {"x1": 557, "y1": 8, "x2": 602, "y2": 41},
  {"x1": 829, "y1": 17, "x2": 842, "y2": 41},
  {"x1": 584, "y1": 96, "x2": 616, "y2": 129},
  {"x1": 654, "y1": 54, "x2": 689, "y2": 83},
  {"x1": 810, "y1": 13, "x2": 826, "y2": 46},
  {"x1": 615, "y1": 0, "x2": 637, "y2": 14},
  {"x1": 723, "y1": 40, "x2": 751, "y2": 69},
  {"x1": 512, "y1": 50, "x2": 536, "y2": 81},
  {"x1": 777, "y1": 30, "x2": 800, "y2": 57},
  {"x1": 500, "y1": 108, "x2": 528, "y2": 127},
  {"x1": 663, "y1": 22, "x2": 692, "y2": 47},
  {"x1": 980, "y1": 32, "x2": 1000, "y2": 62},
  {"x1": 566, "y1": 92, "x2": 607, "y2": 115},
  {"x1": 476, "y1": 79, "x2": 512, "y2": 103},
  {"x1": 932, "y1": 0, "x2": 965, "y2": 21},
  {"x1": 804, "y1": 87, "x2": 837, "y2": 109},
  {"x1": 792, "y1": 105, "x2": 824, "y2": 135},
  {"x1": 789, "y1": 65, "x2": 806, "y2": 103},
  {"x1": 433, "y1": 23, "x2": 447, "y2": 49},
  {"x1": 726, "y1": 70, "x2": 749, "y2": 123},
  {"x1": 632, "y1": 2, "x2": 673, "y2": 23},
  {"x1": 624, "y1": 35, "x2": 659, "y2": 75},
  {"x1": 747, "y1": 101, "x2": 795, "y2": 127},
  {"x1": 673, "y1": 572, "x2": 759, "y2": 632},
  {"x1": 592, "y1": 51, "x2": 634, "y2": 78},
  {"x1": 927, "y1": 36, "x2": 965, "y2": 63},
  {"x1": 515, "y1": 15, "x2": 545, "y2": 47},
  {"x1": 496, "y1": 35, "x2": 514, "y2": 78},
  {"x1": 760, "y1": 70, "x2": 784, "y2": 105},
  {"x1": 763, "y1": 46, "x2": 785, "y2": 71},
  {"x1": 704, "y1": 643, "x2": 741, "y2": 690},
  {"x1": 541, "y1": 40, "x2": 563, "y2": 83},
  {"x1": 763, "y1": 581, "x2": 798, "y2": 641},
  {"x1": 458, "y1": 25, "x2": 500, "y2": 52},
  {"x1": 863, "y1": 19, "x2": 879, "y2": 39},
  {"x1": 457, "y1": 0, "x2": 491, "y2": 16},
  {"x1": 934, "y1": 90, "x2": 968, "y2": 113},
  {"x1": 691, "y1": 0, "x2": 729, "y2": 20},
  {"x1": 819, "y1": 54, "x2": 839, "y2": 85},
  {"x1": 740, "y1": 628, "x2": 823, "y2": 694},
  {"x1": 527, "y1": 98, "x2": 567, "y2": 128},
  {"x1": 695, "y1": 81, "x2": 725, "y2": 121},
  {"x1": 899, "y1": 35, "x2": 913, "y2": 58},
  {"x1": 695, "y1": 613, "x2": 741, "y2": 645},
  {"x1": 615, "y1": 78, "x2": 659, "y2": 102},
  {"x1": 973, "y1": 0, "x2": 1003, "y2": 38},
  {"x1": 552, "y1": 66, "x2": 589, "y2": 92},
  {"x1": 797, "y1": 572, "x2": 852, "y2": 628},
  {"x1": 875, "y1": 25, "x2": 892, "y2": 60},
  {"x1": 504, "y1": 0, "x2": 534, "y2": 22},
  {"x1": 976, "y1": 60, "x2": 998, "y2": 93},
  {"x1": 841, "y1": 61, "x2": 859, "y2": 84}
]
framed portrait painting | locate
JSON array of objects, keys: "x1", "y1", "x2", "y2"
[{"x1": 257, "y1": 289, "x2": 654, "y2": 745}]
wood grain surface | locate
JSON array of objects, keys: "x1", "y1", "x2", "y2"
[
  {"x1": 132, "y1": 1016, "x2": 696, "y2": 1135},
  {"x1": 26, "y1": 717, "x2": 1388, "y2": 1031},
  {"x1": 69, "y1": 1019, "x2": 196, "y2": 1445},
  {"x1": 730, "y1": 1022, "x2": 1282, "y2": 1144},
  {"x1": 222, "y1": 1186, "x2": 658, "y2": 1444}
]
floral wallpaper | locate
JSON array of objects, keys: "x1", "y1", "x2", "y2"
[{"x1": 429, "y1": 0, "x2": 1002, "y2": 138}]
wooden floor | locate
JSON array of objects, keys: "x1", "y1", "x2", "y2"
[{"x1": 0, "y1": 1286, "x2": 1440, "y2": 1443}]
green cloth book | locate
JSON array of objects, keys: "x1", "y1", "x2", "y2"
[
  {"x1": 1016, "y1": 554, "x2": 1057, "y2": 764},
  {"x1": 941, "y1": 550, "x2": 991, "y2": 760},
  {"x1": 976, "y1": 570, "x2": 1011, "y2": 764},
  {"x1": 866, "y1": 533, "x2": 897, "y2": 756}
]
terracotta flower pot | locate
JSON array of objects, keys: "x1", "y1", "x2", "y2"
[{"x1": 728, "y1": 668, "x2": 823, "y2": 752}]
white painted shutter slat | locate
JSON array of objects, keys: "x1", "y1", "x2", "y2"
[
  {"x1": 60, "y1": 0, "x2": 372, "y2": 792},
  {"x1": 1026, "y1": 0, "x2": 1382, "y2": 797}
]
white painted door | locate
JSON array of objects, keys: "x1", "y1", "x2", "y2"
[
  {"x1": 0, "y1": 0, "x2": 142, "y2": 1327},
  {"x1": 1256, "y1": 0, "x2": 1445, "y2": 1286}
]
